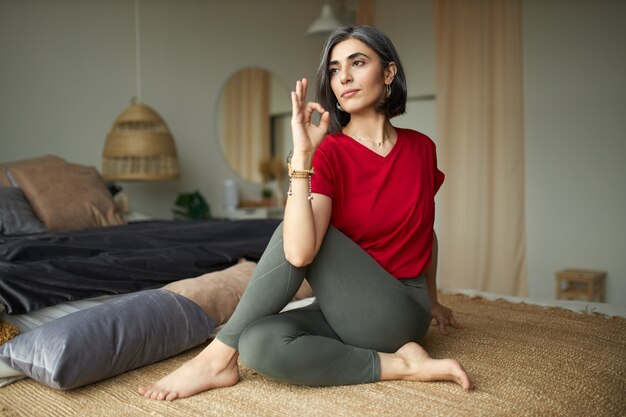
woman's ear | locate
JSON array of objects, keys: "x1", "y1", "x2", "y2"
[{"x1": 385, "y1": 62, "x2": 398, "y2": 85}]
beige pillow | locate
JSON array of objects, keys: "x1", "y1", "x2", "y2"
[
  {"x1": 163, "y1": 261, "x2": 314, "y2": 327},
  {"x1": 0, "y1": 155, "x2": 67, "y2": 187},
  {"x1": 9, "y1": 162, "x2": 125, "y2": 231}
]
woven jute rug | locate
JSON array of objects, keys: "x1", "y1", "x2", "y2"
[{"x1": 1, "y1": 293, "x2": 625, "y2": 417}]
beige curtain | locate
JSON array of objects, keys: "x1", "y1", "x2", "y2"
[
  {"x1": 224, "y1": 68, "x2": 270, "y2": 184},
  {"x1": 435, "y1": 0, "x2": 527, "y2": 296}
]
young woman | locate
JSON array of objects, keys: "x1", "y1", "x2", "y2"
[{"x1": 139, "y1": 25, "x2": 473, "y2": 401}]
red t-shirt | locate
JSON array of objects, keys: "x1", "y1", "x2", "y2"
[{"x1": 311, "y1": 128, "x2": 444, "y2": 279}]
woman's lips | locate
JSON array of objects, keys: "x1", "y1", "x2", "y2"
[{"x1": 341, "y1": 89, "x2": 359, "y2": 98}]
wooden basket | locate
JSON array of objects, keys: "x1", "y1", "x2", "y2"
[{"x1": 102, "y1": 100, "x2": 179, "y2": 181}]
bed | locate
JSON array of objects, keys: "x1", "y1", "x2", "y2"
[
  {"x1": 0, "y1": 155, "x2": 286, "y2": 387},
  {"x1": 1, "y1": 156, "x2": 625, "y2": 416}
]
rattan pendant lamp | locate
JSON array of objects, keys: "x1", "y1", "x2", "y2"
[{"x1": 102, "y1": 0, "x2": 179, "y2": 182}]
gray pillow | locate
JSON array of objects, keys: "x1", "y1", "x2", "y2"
[
  {"x1": 0, "y1": 187, "x2": 45, "y2": 235},
  {"x1": 0, "y1": 289, "x2": 215, "y2": 390}
]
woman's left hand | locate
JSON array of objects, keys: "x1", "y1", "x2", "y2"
[
  {"x1": 430, "y1": 302, "x2": 462, "y2": 335},
  {"x1": 290, "y1": 78, "x2": 329, "y2": 156}
]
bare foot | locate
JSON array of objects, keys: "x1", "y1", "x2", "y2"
[
  {"x1": 138, "y1": 339, "x2": 240, "y2": 401},
  {"x1": 380, "y1": 342, "x2": 474, "y2": 390}
]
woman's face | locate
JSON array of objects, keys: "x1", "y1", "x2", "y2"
[{"x1": 328, "y1": 38, "x2": 394, "y2": 115}]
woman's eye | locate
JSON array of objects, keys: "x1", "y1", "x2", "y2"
[
  {"x1": 329, "y1": 68, "x2": 339, "y2": 76},
  {"x1": 353, "y1": 60, "x2": 364, "y2": 67}
]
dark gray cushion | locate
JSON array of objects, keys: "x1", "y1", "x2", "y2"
[
  {"x1": 0, "y1": 187, "x2": 45, "y2": 235},
  {"x1": 0, "y1": 289, "x2": 215, "y2": 390}
]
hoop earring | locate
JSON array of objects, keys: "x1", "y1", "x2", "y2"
[
  {"x1": 385, "y1": 84, "x2": 392, "y2": 98},
  {"x1": 336, "y1": 102, "x2": 344, "y2": 112}
]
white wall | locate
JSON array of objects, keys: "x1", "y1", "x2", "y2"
[
  {"x1": 0, "y1": 0, "x2": 325, "y2": 217},
  {"x1": 523, "y1": 0, "x2": 626, "y2": 305},
  {"x1": 1, "y1": 0, "x2": 624, "y2": 305}
]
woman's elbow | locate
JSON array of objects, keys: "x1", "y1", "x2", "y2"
[{"x1": 284, "y1": 248, "x2": 314, "y2": 267}]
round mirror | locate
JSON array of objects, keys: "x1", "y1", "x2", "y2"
[{"x1": 216, "y1": 67, "x2": 292, "y2": 184}]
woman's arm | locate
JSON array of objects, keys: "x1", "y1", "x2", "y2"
[
  {"x1": 282, "y1": 78, "x2": 332, "y2": 267},
  {"x1": 424, "y1": 231, "x2": 462, "y2": 335},
  {"x1": 424, "y1": 231, "x2": 439, "y2": 305},
  {"x1": 283, "y1": 189, "x2": 331, "y2": 267}
]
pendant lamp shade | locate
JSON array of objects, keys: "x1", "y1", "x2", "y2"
[
  {"x1": 102, "y1": 100, "x2": 179, "y2": 181},
  {"x1": 307, "y1": 3, "x2": 342, "y2": 36}
]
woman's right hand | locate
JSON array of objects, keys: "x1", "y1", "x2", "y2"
[{"x1": 290, "y1": 78, "x2": 329, "y2": 162}]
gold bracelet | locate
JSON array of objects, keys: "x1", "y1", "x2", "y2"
[
  {"x1": 286, "y1": 163, "x2": 315, "y2": 200},
  {"x1": 287, "y1": 162, "x2": 315, "y2": 178},
  {"x1": 290, "y1": 171, "x2": 312, "y2": 178}
]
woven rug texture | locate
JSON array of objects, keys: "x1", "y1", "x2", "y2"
[{"x1": 0, "y1": 293, "x2": 624, "y2": 417}]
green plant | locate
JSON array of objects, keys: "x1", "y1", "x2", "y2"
[
  {"x1": 261, "y1": 187, "x2": 273, "y2": 199},
  {"x1": 172, "y1": 191, "x2": 212, "y2": 220}
]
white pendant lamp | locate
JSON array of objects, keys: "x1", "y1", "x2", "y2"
[{"x1": 307, "y1": 2, "x2": 343, "y2": 36}]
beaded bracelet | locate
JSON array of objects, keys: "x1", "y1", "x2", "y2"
[{"x1": 287, "y1": 162, "x2": 315, "y2": 200}]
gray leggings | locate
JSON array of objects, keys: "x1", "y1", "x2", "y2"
[{"x1": 216, "y1": 223, "x2": 431, "y2": 386}]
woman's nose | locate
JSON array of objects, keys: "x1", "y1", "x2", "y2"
[{"x1": 340, "y1": 69, "x2": 352, "y2": 83}]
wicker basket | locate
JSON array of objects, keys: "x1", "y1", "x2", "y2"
[{"x1": 102, "y1": 100, "x2": 179, "y2": 181}]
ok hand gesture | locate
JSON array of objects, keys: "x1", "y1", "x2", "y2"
[{"x1": 290, "y1": 78, "x2": 330, "y2": 156}]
